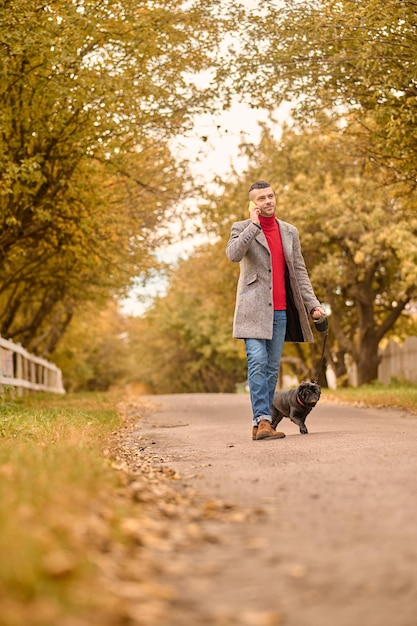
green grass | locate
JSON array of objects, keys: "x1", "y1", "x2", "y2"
[
  {"x1": 323, "y1": 381, "x2": 417, "y2": 414},
  {"x1": 0, "y1": 391, "x2": 126, "y2": 626}
]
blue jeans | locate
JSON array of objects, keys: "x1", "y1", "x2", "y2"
[{"x1": 244, "y1": 310, "x2": 287, "y2": 426}]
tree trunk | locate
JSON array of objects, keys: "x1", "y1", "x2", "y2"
[
  {"x1": 329, "y1": 349, "x2": 349, "y2": 387},
  {"x1": 355, "y1": 338, "x2": 380, "y2": 385},
  {"x1": 354, "y1": 295, "x2": 381, "y2": 385}
]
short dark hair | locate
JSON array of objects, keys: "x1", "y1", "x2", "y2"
[{"x1": 249, "y1": 180, "x2": 272, "y2": 193}]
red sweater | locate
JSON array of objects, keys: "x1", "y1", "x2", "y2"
[{"x1": 259, "y1": 215, "x2": 286, "y2": 310}]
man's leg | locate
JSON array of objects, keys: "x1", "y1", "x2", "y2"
[
  {"x1": 244, "y1": 334, "x2": 285, "y2": 441},
  {"x1": 244, "y1": 337, "x2": 271, "y2": 425},
  {"x1": 266, "y1": 310, "x2": 287, "y2": 408}
]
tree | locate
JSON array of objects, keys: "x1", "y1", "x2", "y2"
[
  {"x1": 127, "y1": 240, "x2": 247, "y2": 393},
  {"x1": 0, "y1": 0, "x2": 244, "y2": 355},
  {"x1": 0, "y1": 151, "x2": 184, "y2": 354},
  {"x1": 52, "y1": 300, "x2": 133, "y2": 391},
  {"x1": 236, "y1": 0, "x2": 417, "y2": 186}
]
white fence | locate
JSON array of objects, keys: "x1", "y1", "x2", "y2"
[
  {"x1": 378, "y1": 336, "x2": 417, "y2": 385},
  {"x1": 0, "y1": 335, "x2": 65, "y2": 395}
]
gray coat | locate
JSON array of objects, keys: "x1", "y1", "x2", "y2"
[{"x1": 226, "y1": 218, "x2": 321, "y2": 342}]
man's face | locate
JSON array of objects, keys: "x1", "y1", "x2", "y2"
[{"x1": 250, "y1": 186, "x2": 276, "y2": 217}]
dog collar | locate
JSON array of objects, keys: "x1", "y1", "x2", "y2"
[{"x1": 296, "y1": 395, "x2": 306, "y2": 408}]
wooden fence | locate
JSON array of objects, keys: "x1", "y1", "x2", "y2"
[
  {"x1": 378, "y1": 336, "x2": 417, "y2": 385},
  {"x1": 0, "y1": 335, "x2": 65, "y2": 395}
]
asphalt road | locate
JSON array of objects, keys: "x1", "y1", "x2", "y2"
[{"x1": 137, "y1": 393, "x2": 417, "y2": 626}]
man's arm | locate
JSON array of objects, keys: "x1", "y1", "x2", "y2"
[
  {"x1": 292, "y1": 229, "x2": 325, "y2": 318},
  {"x1": 226, "y1": 220, "x2": 261, "y2": 263}
]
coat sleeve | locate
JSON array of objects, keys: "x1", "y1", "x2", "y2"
[
  {"x1": 226, "y1": 220, "x2": 262, "y2": 262},
  {"x1": 291, "y1": 228, "x2": 321, "y2": 313}
]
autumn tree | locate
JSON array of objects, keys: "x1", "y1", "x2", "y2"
[
  {"x1": 0, "y1": 0, "x2": 243, "y2": 355},
  {"x1": 236, "y1": 0, "x2": 417, "y2": 187},
  {"x1": 52, "y1": 300, "x2": 134, "y2": 391},
  {"x1": 127, "y1": 240, "x2": 247, "y2": 394}
]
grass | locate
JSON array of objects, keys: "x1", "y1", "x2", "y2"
[
  {"x1": 0, "y1": 391, "x2": 127, "y2": 626},
  {"x1": 323, "y1": 381, "x2": 417, "y2": 414}
]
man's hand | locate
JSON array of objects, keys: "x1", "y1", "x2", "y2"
[
  {"x1": 311, "y1": 306, "x2": 326, "y2": 319},
  {"x1": 249, "y1": 200, "x2": 261, "y2": 225}
]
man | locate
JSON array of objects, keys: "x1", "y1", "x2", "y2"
[{"x1": 226, "y1": 180, "x2": 325, "y2": 441}]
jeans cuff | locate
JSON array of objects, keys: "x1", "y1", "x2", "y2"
[{"x1": 256, "y1": 415, "x2": 272, "y2": 424}]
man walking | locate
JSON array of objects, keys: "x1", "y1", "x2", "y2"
[{"x1": 226, "y1": 180, "x2": 325, "y2": 441}]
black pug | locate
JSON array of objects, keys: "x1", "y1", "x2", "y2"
[{"x1": 270, "y1": 382, "x2": 321, "y2": 434}]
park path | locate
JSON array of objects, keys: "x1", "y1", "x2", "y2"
[{"x1": 130, "y1": 393, "x2": 417, "y2": 626}]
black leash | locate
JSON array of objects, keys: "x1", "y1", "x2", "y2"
[{"x1": 313, "y1": 330, "x2": 328, "y2": 384}]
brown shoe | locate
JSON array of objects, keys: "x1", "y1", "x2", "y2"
[
  {"x1": 255, "y1": 419, "x2": 285, "y2": 440},
  {"x1": 252, "y1": 425, "x2": 285, "y2": 439}
]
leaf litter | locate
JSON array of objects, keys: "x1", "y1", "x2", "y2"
[{"x1": 94, "y1": 398, "x2": 283, "y2": 626}]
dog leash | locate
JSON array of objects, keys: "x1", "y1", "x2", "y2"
[{"x1": 313, "y1": 329, "x2": 328, "y2": 384}]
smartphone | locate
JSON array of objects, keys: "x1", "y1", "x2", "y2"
[{"x1": 248, "y1": 200, "x2": 256, "y2": 213}]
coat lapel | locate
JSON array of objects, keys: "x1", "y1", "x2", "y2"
[
  {"x1": 277, "y1": 219, "x2": 293, "y2": 260},
  {"x1": 254, "y1": 228, "x2": 269, "y2": 250}
]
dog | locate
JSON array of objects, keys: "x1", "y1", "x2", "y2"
[{"x1": 271, "y1": 381, "x2": 321, "y2": 434}]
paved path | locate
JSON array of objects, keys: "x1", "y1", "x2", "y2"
[{"x1": 137, "y1": 393, "x2": 417, "y2": 626}]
